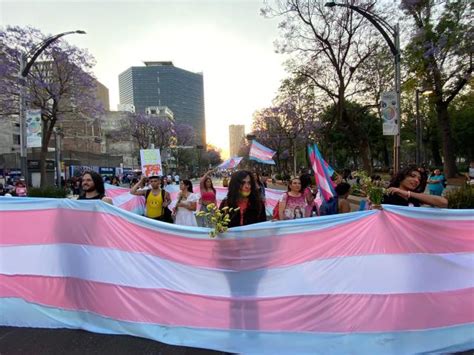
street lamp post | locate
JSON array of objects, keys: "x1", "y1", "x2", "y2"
[
  {"x1": 18, "y1": 30, "x2": 86, "y2": 186},
  {"x1": 325, "y1": 2, "x2": 401, "y2": 173}
]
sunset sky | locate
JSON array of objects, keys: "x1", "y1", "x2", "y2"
[{"x1": 1, "y1": 0, "x2": 287, "y2": 158}]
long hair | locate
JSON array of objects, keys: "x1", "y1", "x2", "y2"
[
  {"x1": 182, "y1": 179, "x2": 193, "y2": 193},
  {"x1": 203, "y1": 176, "x2": 216, "y2": 194},
  {"x1": 226, "y1": 170, "x2": 262, "y2": 213},
  {"x1": 389, "y1": 166, "x2": 420, "y2": 189},
  {"x1": 83, "y1": 171, "x2": 105, "y2": 196}
]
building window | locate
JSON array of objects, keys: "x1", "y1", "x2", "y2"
[{"x1": 12, "y1": 134, "x2": 20, "y2": 145}]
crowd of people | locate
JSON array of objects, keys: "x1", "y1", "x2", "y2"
[
  {"x1": 1, "y1": 163, "x2": 458, "y2": 229},
  {"x1": 120, "y1": 164, "x2": 450, "y2": 228}
]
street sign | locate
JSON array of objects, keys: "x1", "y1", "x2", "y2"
[
  {"x1": 381, "y1": 91, "x2": 399, "y2": 135},
  {"x1": 26, "y1": 109, "x2": 42, "y2": 147}
]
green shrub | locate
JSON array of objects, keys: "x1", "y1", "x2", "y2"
[
  {"x1": 446, "y1": 185, "x2": 474, "y2": 209},
  {"x1": 350, "y1": 184, "x2": 365, "y2": 197},
  {"x1": 28, "y1": 186, "x2": 68, "y2": 198}
]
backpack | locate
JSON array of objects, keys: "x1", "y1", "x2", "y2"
[
  {"x1": 319, "y1": 196, "x2": 339, "y2": 216},
  {"x1": 145, "y1": 189, "x2": 173, "y2": 223}
]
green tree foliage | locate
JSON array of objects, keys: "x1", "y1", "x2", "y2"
[
  {"x1": 319, "y1": 101, "x2": 385, "y2": 171},
  {"x1": 262, "y1": 0, "x2": 392, "y2": 172},
  {"x1": 450, "y1": 88, "x2": 474, "y2": 163},
  {"x1": 401, "y1": 0, "x2": 473, "y2": 177}
]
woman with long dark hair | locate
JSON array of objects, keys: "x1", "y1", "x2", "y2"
[
  {"x1": 174, "y1": 179, "x2": 198, "y2": 226},
  {"x1": 219, "y1": 170, "x2": 267, "y2": 227},
  {"x1": 383, "y1": 166, "x2": 448, "y2": 208},
  {"x1": 198, "y1": 170, "x2": 217, "y2": 227}
]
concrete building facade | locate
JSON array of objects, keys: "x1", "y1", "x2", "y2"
[{"x1": 118, "y1": 61, "x2": 206, "y2": 146}]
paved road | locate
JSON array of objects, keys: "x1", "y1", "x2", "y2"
[{"x1": 0, "y1": 327, "x2": 228, "y2": 355}]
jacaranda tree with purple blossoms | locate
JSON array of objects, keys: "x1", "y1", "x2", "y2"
[
  {"x1": 0, "y1": 26, "x2": 104, "y2": 187},
  {"x1": 252, "y1": 74, "x2": 320, "y2": 173},
  {"x1": 401, "y1": 0, "x2": 473, "y2": 177}
]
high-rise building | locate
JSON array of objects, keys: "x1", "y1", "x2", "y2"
[
  {"x1": 229, "y1": 124, "x2": 245, "y2": 158},
  {"x1": 118, "y1": 61, "x2": 206, "y2": 145}
]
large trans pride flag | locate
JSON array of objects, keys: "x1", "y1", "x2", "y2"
[{"x1": 1, "y1": 197, "x2": 473, "y2": 354}]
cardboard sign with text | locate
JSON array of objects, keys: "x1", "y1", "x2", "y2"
[{"x1": 140, "y1": 149, "x2": 163, "y2": 177}]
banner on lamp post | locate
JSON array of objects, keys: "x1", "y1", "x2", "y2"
[
  {"x1": 380, "y1": 91, "x2": 399, "y2": 136},
  {"x1": 140, "y1": 149, "x2": 163, "y2": 177},
  {"x1": 26, "y1": 109, "x2": 42, "y2": 148}
]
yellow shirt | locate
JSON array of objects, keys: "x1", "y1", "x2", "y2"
[{"x1": 146, "y1": 190, "x2": 163, "y2": 218}]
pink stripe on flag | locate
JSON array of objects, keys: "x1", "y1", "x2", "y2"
[
  {"x1": 2, "y1": 275, "x2": 473, "y2": 332},
  {"x1": 1, "y1": 210, "x2": 473, "y2": 270}
]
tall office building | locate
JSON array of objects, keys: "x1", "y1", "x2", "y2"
[
  {"x1": 229, "y1": 124, "x2": 245, "y2": 158},
  {"x1": 118, "y1": 61, "x2": 206, "y2": 145}
]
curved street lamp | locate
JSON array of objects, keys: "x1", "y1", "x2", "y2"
[
  {"x1": 325, "y1": 2, "x2": 401, "y2": 173},
  {"x1": 19, "y1": 30, "x2": 86, "y2": 185}
]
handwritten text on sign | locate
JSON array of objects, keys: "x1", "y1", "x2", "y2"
[{"x1": 140, "y1": 149, "x2": 163, "y2": 177}]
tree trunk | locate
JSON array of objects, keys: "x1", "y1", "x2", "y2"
[
  {"x1": 342, "y1": 105, "x2": 371, "y2": 174},
  {"x1": 359, "y1": 138, "x2": 372, "y2": 175},
  {"x1": 383, "y1": 137, "x2": 390, "y2": 168},
  {"x1": 436, "y1": 103, "x2": 457, "y2": 177},
  {"x1": 40, "y1": 120, "x2": 53, "y2": 188},
  {"x1": 431, "y1": 137, "x2": 442, "y2": 167},
  {"x1": 39, "y1": 145, "x2": 48, "y2": 188}
]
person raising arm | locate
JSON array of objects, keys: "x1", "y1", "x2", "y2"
[{"x1": 383, "y1": 166, "x2": 448, "y2": 208}]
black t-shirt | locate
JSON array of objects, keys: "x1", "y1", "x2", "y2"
[
  {"x1": 382, "y1": 194, "x2": 421, "y2": 207},
  {"x1": 78, "y1": 193, "x2": 105, "y2": 200},
  {"x1": 219, "y1": 198, "x2": 267, "y2": 228}
]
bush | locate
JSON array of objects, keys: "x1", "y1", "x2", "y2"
[
  {"x1": 28, "y1": 186, "x2": 68, "y2": 198},
  {"x1": 350, "y1": 183, "x2": 365, "y2": 197},
  {"x1": 446, "y1": 185, "x2": 474, "y2": 209}
]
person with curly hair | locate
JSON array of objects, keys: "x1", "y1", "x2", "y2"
[
  {"x1": 78, "y1": 171, "x2": 113, "y2": 204},
  {"x1": 383, "y1": 166, "x2": 448, "y2": 208},
  {"x1": 219, "y1": 170, "x2": 267, "y2": 227}
]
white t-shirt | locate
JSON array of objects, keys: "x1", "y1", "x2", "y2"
[
  {"x1": 175, "y1": 192, "x2": 199, "y2": 226},
  {"x1": 174, "y1": 175, "x2": 180, "y2": 182}
]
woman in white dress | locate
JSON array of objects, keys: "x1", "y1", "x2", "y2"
[{"x1": 174, "y1": 179, "x2": 199, "y2": 226}]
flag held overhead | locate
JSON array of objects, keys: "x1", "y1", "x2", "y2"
[
  {"x1": 308, "y1": 143, "x2": 336, "y2": 202},
  {"x1": 249, "y1": 140, "x2": 276, "y2": 165}
]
